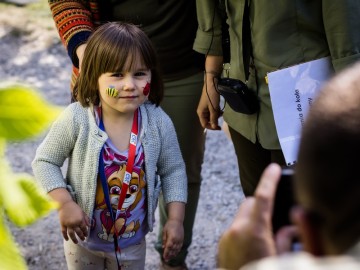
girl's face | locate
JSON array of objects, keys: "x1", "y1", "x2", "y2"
[{"x1": 98, "y1": 59, "x2": 151, "y2": 116}]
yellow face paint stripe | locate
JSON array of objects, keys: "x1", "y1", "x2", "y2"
[{"x1": 106, "y1": 86, "x2": 119, "y2": 98}]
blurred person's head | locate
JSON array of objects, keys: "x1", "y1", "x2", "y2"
[{"x1": 294, "y1": 62, "x2": 360, "y2": 255}]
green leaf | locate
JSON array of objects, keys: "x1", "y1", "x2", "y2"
[
  {"x1": 0, "y1": 159, "x2": 58, "y2": 227},
  {"x1": 0, "y1": 138, "x2": 4, "y2": 159},
  {"x1": 0, "y1": 83, "x2": 62, "y2": 141},
  {"x1": 0, "y1": 210, "x2": 27, "y2": 270}
]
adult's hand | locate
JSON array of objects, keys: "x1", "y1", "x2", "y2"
[
  {"x1": 275, "y1": 225, "x2": 299, "y2": 253},
  {"x1": 217, "y1": 163, "x2": 282, "y2": 270},
  {"x1": 197, "y1": 76, "x2": 221, "y2": 130},
  {"x1": 197, "y1": 55, "x2": 223, "y2": 130},
  {"x1": 76, "y1": 43, "x2": 87, "y2": 72}
]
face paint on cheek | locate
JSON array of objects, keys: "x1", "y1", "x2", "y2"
[
  {"x1": 143, "y1": 82, "x2": 150, "y2": 96},
  {"x1": 106, "y1": 85, "x2": 119, "y2": 98}
]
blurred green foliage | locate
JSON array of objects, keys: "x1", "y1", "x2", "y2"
[{"x1": 0, "y1": 83, "x2": 61, "y2": 270}]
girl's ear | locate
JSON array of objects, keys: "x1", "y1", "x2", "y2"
[{"x1": 291, "y1": 206, "x2": 324, "y2": 256}]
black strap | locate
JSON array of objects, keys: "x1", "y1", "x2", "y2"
[
  {"x1": 98, "y1": 149, "x2": 115, "y2": 222},
  {"x1": 98, "y1": 119, "x2": 122, "y2": 270},
  {"x1": 242, "y1": 0, "x2": 252, "y2": 81}
]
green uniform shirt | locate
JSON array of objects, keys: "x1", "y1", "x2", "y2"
[
  {"x1": 194, "y1": 0, "x2": 360, "y2": 149},
  {"x1": 109, "y1": 0, "x2": 203, "y2": 81}
]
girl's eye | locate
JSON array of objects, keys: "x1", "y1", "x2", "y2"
[
  {"x1": 135, "y1": 72, "x2": 146, "y2": 76},
  {"x1": 111, "y1": 73, "x2": 123, "y2": 77}
]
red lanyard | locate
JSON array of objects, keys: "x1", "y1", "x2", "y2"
[
  {"x1": 98, "y1": 108, "x2": 139, "y2": 269},
  {"x1": 115, "y1": 109, "x2": 138, "y2": 220}
]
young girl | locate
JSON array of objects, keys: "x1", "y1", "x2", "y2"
[{"x1": 32, "y1": 22, "x2": 187, "y2": 270}]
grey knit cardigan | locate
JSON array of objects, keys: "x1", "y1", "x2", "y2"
[{"x1": 32, "y1": 101, "x2": 187, "y2": 231}]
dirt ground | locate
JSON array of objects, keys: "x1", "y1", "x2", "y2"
[{"x1": 1, "y1": 1, "x2": 245, "y2": 269}]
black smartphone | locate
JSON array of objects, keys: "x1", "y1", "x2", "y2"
[{"x1": 272, "y1": 167, "x2": 295, "y2": 234}]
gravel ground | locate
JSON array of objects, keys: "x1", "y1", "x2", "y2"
[{"x1": 1, "y1": 2, "x2": 245, "y2": 269}]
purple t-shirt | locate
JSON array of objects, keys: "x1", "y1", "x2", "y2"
[{"x1": 81, "y1": 106, "x2": 148, "y2": 252}]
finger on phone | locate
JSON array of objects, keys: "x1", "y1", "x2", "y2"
[{"x1": 254, "y1": 163, "x2": 282, "y2": 217}]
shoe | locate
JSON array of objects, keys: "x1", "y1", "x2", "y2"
[{"x1": 159, "y1": 261, "x2": 188, "y2": 270}]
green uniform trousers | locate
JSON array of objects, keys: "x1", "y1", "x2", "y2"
[
  {"x1": 155, "y1": 72, "x2": 206, "y2": 266},
  {"x1": 229, "y1": 126, "x2": 286, "y2": 196}
]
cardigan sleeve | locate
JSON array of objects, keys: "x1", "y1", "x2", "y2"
[
  {"x1": 156, "y1": 110, "x2": 188, "y2": 204},
  {"x1": 32, "y1": 104, "x2": 78, "y2": 193},
  {"x1": 48, "y1": 0, "x2": 95, "y2": 67},
  {"x1": 322, "y1": 0, "x2": 360, "y2": 71}
]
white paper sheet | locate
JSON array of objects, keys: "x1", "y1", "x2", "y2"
[{"x1": 268, "y1": 57, "x2": 334, "y2": 165}]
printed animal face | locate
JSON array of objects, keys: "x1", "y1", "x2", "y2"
[{"x1": 107, "y1": 164, "x2": 146, "y2": 210}]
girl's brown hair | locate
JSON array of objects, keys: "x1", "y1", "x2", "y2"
[{"x1": 75, "y1": 22, "x2": 163, "y2": 106}]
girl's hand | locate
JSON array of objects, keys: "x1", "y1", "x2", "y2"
[
  {"x1": 162, "y1": 219, "x2": 184, "y2": 262},
  {"x1": 58, "y1": 200, "x2": 90, "y2": 243}
]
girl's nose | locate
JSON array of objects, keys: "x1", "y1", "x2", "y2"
[{"x1": 122, "y1": 76, "x2": 135, "y2": 91}]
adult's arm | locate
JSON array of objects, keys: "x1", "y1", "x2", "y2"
[
  {"x1": 217, "y1": 164, "x2": 281, "y2": 269},
  {"x1": 193, "y1": 0, "x2": 223, "y2": 56},
  {"x1": 48, "y1": 0, "x2": 95, "y2": 67},
  {"x1": 193, "y1": 0, "x2": 225, "y2": 129},
  {"x1": 197, "y1": 55, "x2": 223, "y2": 130},
  {"x1": 323, "y1": 0, "x2": 360, "y2": 71}
]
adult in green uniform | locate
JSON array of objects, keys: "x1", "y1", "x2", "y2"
[
  {"x1": 48, "y1": 1, "x2": 205, "y2": 269},
  {"x1": 194, "y1": 0, "x2": 360, "y2": 196}
]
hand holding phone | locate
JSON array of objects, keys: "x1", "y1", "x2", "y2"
[{"x1": 272, "y1": 167, "x2": 295, "y2": 234}]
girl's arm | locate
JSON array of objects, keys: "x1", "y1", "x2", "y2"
[
  {"x1": 156, "y1": 112, "x2": 188, "y2": 204},
  {"x1": 49, "y1": 188, "x2": 90, "y2": 243},
  {"x1": 155, "y1": 111, "x2": 187, "y2": 260},
  {"x1": 32, "y1": 105, "x2": 77, "y2": 193},
  {"x1": 162, "y1": 202, "x2": 186, "y2": 262},
  {"x1": 167, "y1": 201, "x2": 185, "y2": 223}
]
